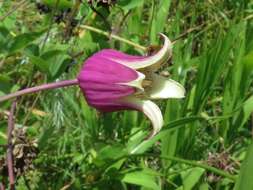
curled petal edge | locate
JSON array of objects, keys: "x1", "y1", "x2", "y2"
[
  {"x1": 120, "y1": 96, "x2": 163, "y2": 139},
  {"x1": 110, "y1": 33, "x2": 172, "y2": 70}
]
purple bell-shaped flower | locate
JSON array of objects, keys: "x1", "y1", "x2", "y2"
[{"x1": 78, "y1": 34, "x2": 185, "y2": 138}]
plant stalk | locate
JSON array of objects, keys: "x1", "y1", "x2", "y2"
[
  {"x1": 79, "y1": 25, "x2": 147, "y2": 51},
  {"x1": 7, "y1": 101, "x2": 17, "y2": 190},
  {"x1": 0, "y1": 79, "x2": 79, "y2": 103}
]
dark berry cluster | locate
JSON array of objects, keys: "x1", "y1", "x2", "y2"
[{"x1": 35, "y1": 2, "x2": 72, "y2": 24}]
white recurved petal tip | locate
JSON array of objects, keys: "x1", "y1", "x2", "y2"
[
  {"x1": 147, "y1": 74, "x2": 185, "y2": 99},
  {"x1": 121, "y1": 96, "x2": 163, "y2": 139},
  {"x1": 111, "y1": 33, "x2": 172, "y2": 70},
  {"x1": 118, "y1": 71, "x2": 145, "y2": 92}
]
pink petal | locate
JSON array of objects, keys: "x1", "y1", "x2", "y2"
[
  {"x1": 106, "y1": 34, "x2": 172, "y2": 70},
  {"x1": 78, "y1": 53, "x2": 139, "y2": 112}
]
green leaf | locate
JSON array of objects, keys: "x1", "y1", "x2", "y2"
[
  {"x1": 0, "y1": 8, "x2": 17, "y2": 30},
  {"x1": 121, "y1": 169, "x2": 160, "y2": 190},
  {"x1": 238, "y1": 96, "x2": 253, "y2": 129},
  {"x1": 243, "y1": 51, "x2": 253, "y2": 68},
  {"x1": 0, "y1": 75, "x2": 12, "y2": 95},
  {"x1": 42, "y1": 0, "x2": 74, "y2": 10},
  {"x1": 94, "y1": 144, "x2": 127, "y2": 167},
  {"x1": 24, "y1": 44, "x2": 40, "y2": 57},
  {"x1": 0, "y1": 128, "x2": 7, "y2": 145},
  {"x1": 181, "y1": 167, "x2": 205, "y2": 190},
  {"x1": 41, "y1": 50, "x2": 71, "y2": 78},
  {"x1": 28, "y1": 54, "x2": 49, "y2": 73},
  {"x1": 199, "y1": 183, "x2": 209, "y2": 190},
  {"x1": 0, "y1": 26, "x2": 10, "y2": 53},
  {"x1": 150, "y1": 0, "x2": 172, "y2": 43},
  {"x1": 118, "y1": 0, "x2": 144, "y2": 10},
  {"x1": 7, "y1": 30, "x2": 45, "y2": 54},
  {"x1": 0, "y1": 27, "x2": 10, "y2": 42},
  {"x1": 234, "y1": 142, "x2": 253, "y2": 190},
  {"x1": 128, "y1": 116, "x2": 203, "y2": 154}
]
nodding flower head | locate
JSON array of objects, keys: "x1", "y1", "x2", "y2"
[{"x1": 78, "y1": 34, "x2": 185, "y2": 138}]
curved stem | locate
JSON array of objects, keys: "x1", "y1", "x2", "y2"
[
  {"x1": 80, "y1": 25, "x2": 147, "y2": 52},
  {"x1": 109, "y1": 153, "x2": 237, "y2": 181},
  {"x1": 0, "y1": 79, "x2": 79, "y2": 103},
  {"x1": 155, "y1": 154, "x2": 237, "y2": 181}
]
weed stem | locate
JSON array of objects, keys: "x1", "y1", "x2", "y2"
[{"x1": 7, "y1": 101, "x2": 17, "y2": 190}]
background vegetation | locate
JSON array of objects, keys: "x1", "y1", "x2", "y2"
[{"x1": 1, "y1": 0, "x2": 253, "y2": 189}]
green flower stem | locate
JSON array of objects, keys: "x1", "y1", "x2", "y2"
[
  {"x1": 0, "y1": 79, "x2": 79, "y2": 103},
  {"x1": 79, "y1": 25, "x2": 148, "y2": 52},
  {"x1": 142, "y1": 153, "x2": 237, "y2": 181},
  {"x1": 158, "y1": 155, "x2": 236, "y2": 181},
  {"x1": 112, "y1": 153, "x2": 237, "y2": 181}
]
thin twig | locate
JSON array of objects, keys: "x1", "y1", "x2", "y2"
[
  {"x1": 110, "y1": 10, "x2": 131, "y2": 38},
  {"x1": 172, "y1": 23, "x2": 205, "y2": 43},
  {"x1": 244, "y1": 14, "x2": 253, "y2": 21},
  {"x1": 0, "y1": 0, "x2": 28, "y2": 22},
  {"x1": 22, "y1": 92, "x2": 41, "y2": 129},
  {"x1": 79, "y1": 25, "x2": 147, "y2": 51},
  {"x1": 7, "y1": 100, "x2": 17, "y2": 190},
  {"x1": 60, "y1": 180, "x2": 74, "y2": 190}
]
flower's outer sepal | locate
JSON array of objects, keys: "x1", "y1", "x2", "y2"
[
  {"x1": 120, "y1": 96, "x2": 163, "y2": 139},
  {"x1": 147, "y1": 74, "x2": 185, "y2": 99}
]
